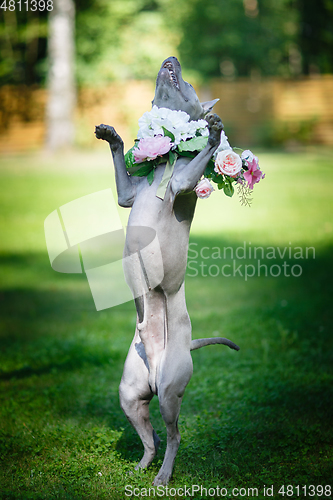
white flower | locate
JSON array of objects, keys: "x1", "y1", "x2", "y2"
[
  {"x1": 177, "y1": 118, "x2": 209, "y2": 143},
  {"x1": 137, "y1": 106, "x2": 209, "y2": 146},
  {"x1": 196, "y1": 119, "x2": 210, "y2": 133},
  {"x1": 138, "y1": 108, "x2": 158, "y2": 138},
  {"x1": 164, "y1": 108, "x2": 190, "y2": 128},
  {"x1": 214, "y1": 130, "x2": 231, "y2": 157},
  {"x1": 184, "y1": 121, "x2": 200, "y2": 139},
  {"x1": 138, "y1": 109, "x2": 156, "y2": 137},
  {"x1": 241, "y1": 149, "x2": 258, "y2": 164}
]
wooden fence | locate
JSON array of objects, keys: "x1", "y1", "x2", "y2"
[
  {"x1": 0, "y1": 76, "x2": 333, "y2": 153},
  {"x1": 210, "y1": 75, "x2": 333, "y2": 146}
]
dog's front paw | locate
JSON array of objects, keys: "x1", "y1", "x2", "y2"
[
  {"x1": 206, "y1": 113, "x2": 224, "y2": 147},
  {"x1": 95, "y1": 124, "x2": 123, "y2": 151}
]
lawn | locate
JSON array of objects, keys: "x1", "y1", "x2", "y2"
[{"x1": 0, "y1": 146, "x2": 332, "y2": 499}]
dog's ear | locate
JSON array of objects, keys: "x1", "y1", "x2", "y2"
[{"x1": 201, "y1": 99, "x2": 219, "y2": 116}]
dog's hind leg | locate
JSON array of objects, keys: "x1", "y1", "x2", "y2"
[
  {"x1": 153, "y1": 285, "x2": 193, "y2": 486},
  {"x1": 134, "y1": 290, "x2": 166, "y2": 395},
  {"x1": 119, "y1": 332, "x2": 160, "y2": 469},
  {"x1": 153, "y1": 364, "x2": 190, "y2": 486}
]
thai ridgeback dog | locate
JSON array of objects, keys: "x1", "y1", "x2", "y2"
[{"x1": 95, "y1": 56, "x2": 239, "y2": 485}]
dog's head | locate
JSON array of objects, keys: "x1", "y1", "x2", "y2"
[{"x1": 152, "y1": 56, "x2": 218, "y2": 121}]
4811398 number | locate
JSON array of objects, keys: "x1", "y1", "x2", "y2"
[
  {"x1": 278, "y1": 485, "x2": 332, "y2": 496},
  {"x1": 0, "y1": 0, "x2": 53, "y2": 11}
]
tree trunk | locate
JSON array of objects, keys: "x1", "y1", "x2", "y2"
[{"x1": 46, "y1": 0, "x2": 76, "y2": 150}]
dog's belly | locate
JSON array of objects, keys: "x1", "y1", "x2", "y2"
[{"x1": 125, "y1": 165, "x2": 197, "y2": 294}]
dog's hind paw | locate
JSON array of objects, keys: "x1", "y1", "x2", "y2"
[{"x1": 153, "y1": 469, "x2": 172, "y2": 486}]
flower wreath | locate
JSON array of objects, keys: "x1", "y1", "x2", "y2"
[{"x1": 125, "y1": 106, "x2": 265, "y2": 205}]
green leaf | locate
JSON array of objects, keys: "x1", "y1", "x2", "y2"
[
  {"x1": 124, "y1": 146, "x2": 136, "y2": 170},
  {"x1": 169, "y1": 150, "x2": 177, "y2": 167},
  {"x1": 204, "y1": 158, "x2": 216, "y2": 178},
  {"x1": 147, "y1": 168, "x2": 155, "y2": 185},
  {"x1": 177, "y1": 136, "x2": 208, "y2": 152},
  {"x1": 223, "y1": 178, "x2": 235, "y2": 197},
  {"x1": 126, "y1": 155, "x2": 167, "y2": 175},
  {"x1": 207, "y1": 158, "x2": 215, "y2": 170},
  {"x1": 129, "y1": 163, "x2": 154, "y2": 177},
  {"x1": 177, "y1": 150, "x2": 197, "y2": 159},
  {"x1": 162, "y1": 127, "x2": 175, "y2": 143}
]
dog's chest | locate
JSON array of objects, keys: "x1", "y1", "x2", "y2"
[{"x1": 128, "y1": 161, "x2": 197, "y2": 228}]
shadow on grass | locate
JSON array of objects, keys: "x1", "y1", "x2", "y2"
[
  {"x1": 180, "y1": 235, "x2": 333, "y2": 483},
  {"x1": 0, "y1": 287, "x2": 128, "y2": 378},
  {"x1": 1, "y1": 239, "x2": 333, "y2": 488}
]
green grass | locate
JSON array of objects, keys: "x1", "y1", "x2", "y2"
[{"x1": 0, "y1": 147, "x2": 332, "y2": 499}]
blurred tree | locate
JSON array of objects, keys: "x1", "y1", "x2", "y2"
[
  {"x1": 45, "y1": 0, "x2": 76, "y2": 149},
  {"x1": 74, "y1": 0, "x2": 177, "y2": 85},
  {"x1": 0, "y1": 5, "x2": 48, "y2": 85},
  {"x1": 1, "y1": 0, "x2": 333, "y2": 88},
  {"x1": 297, "y1": 0, "x2": 333, "y2": 74},
  {"x1": 0, "y1": 0, "x2": 177, "y2": 86},
  {"x1": 159, "y1": 0, "x2": 300, "y2": 79}
]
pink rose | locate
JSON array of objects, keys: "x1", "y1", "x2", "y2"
[
  {"x1": 133, "y1": 136, "x2": 173, "y2": 163},
  {"x1": 195, "y1": 178, "x2": 215, "y2": 199},
  {"x1": 214, "y1": 149, "x2": 242, "y2": 177}
]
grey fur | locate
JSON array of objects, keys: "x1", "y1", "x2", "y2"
[{"x1": 95, "y1": 56, "x2": 239, "y2": 486}]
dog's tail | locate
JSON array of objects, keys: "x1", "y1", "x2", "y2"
[{"x1": 190, "y1": 337, "x2": 240, "y2": 351}]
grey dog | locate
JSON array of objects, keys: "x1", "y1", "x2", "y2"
[{"x1": 95, "y1": 56, "x2": 239, "y2": 486}]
